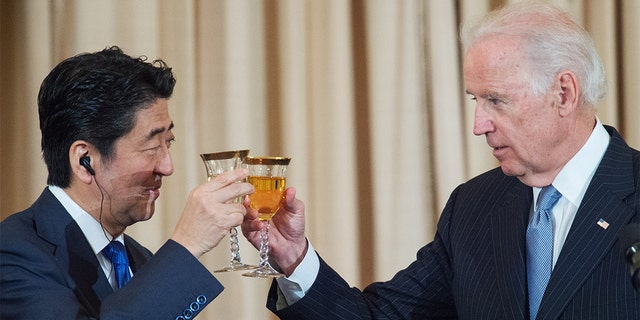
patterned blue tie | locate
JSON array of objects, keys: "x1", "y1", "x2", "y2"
[
  {"x1": 102, "y1": 241, "x2": 131, "y2": 289},
  {"x1": 526, "y1": 185, "x2": 562, "y2": 320}
]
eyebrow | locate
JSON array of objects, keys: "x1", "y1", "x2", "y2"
[
  {"x1": 146, "y1": 121, "x2": 174, "y2": 141},
  {"x1": 465, "y1": 89, "x2": 507, "y2": 101}
]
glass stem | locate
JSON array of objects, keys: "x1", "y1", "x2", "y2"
[
  {"x1": 229, "y1": 226, "x2": 242, "y2": 265},
  {"x1": 258, "y1": 221, "x2": 270, "y2": 269}
]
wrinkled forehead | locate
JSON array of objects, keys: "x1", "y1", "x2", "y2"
[
  {"x1": 463, "y1": 36, "x2": 533, "y2": 95},
  {"x1": 465, "y1": 34, "x2": 528, "y2": 64},
  {"x1": 464, "y1": 35, "x2": 530, "y2": 77}
]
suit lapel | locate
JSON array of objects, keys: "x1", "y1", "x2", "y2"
[
  {"x1": 538, "y1": 127, "x2": 637, "y2": 319},
  {"x1": 491, "y1": 181, "x2": 532, "y2": 318},
  {"x1": 66, "y1": 222, "x2": 113, "y2": 316},
  {"x1": 123, "y1": 235, "x2": 152, "y2": 274},
  {"x1": 32, "y1": 188, "x2": 114, "y2": 317}
]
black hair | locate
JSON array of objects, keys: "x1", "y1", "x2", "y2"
[{"x1": 38, "y1": 46, "x2": 176, "y2": 187}]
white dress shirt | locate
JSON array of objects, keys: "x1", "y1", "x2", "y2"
[
  {"x1": 49, "y1": 185, "x2": 131, "y2": 290},
  {"x1": 537, "y1": 119, "x2": 609, "y2": 266},
  {"x1": 277, "y1": 119, "x2": 610, "y2": 307}
]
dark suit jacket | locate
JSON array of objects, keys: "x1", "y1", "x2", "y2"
[
  {"x1": 268, "y1": 126, "x2": 640, "y2": 319},
  {"x1": 0, "y1": 188, "x2": 224, "y2": 319}
]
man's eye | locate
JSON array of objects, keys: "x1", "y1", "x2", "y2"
[{"x1": 166, "y1": 138, "x2": 175, "y2": 148}]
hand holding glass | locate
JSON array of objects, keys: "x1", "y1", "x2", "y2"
[
  {"x1": 200, "y1": 150, "x2": 256, "y2": 272},
  {"x1": 242, "y1": 156, "x2": 291, "y2": 278}
]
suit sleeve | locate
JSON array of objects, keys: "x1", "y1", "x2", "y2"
[
  {"x1": 1, "y1": 222, "x2": 222, "y2": 320},
  {"x1": 100, "y1": 240, "x2": 223, "y2": 320},
  {"x1": 267, "y1": 188, "x2": 462, "y2": 320}
]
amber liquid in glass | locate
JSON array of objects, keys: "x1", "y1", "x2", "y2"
[{"x1": 248, "y1": 176, "x2": 286, "y2": 220}]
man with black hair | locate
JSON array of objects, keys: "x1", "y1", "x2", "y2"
[{"x1": 0, "y1": 46, "x2": 254, "y2": 319}]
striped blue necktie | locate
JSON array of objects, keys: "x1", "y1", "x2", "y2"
[
  {"x1": 102, "y1": 240, "x2": 131, "y2": 289},
  {"x1": 526, "y1": 185, "x2": 562, "y2": 320}
]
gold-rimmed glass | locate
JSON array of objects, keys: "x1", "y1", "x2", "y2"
[
  {"x1": 242, "y1": 156, "x2": 291, "y2": 278},
  {"x1": 200, "y1": 149, "x2": 256, "y2": 272}
]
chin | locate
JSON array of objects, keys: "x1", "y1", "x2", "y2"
[
  {"x1": 499, "y1": 163, "x2": 522, "y2": 177},
  {"x1": 500, "y1": 165, "x2": 539, "y2": 187},
  {"x1": 139, "y1": 203, "x2": 156, "y2": 221}
]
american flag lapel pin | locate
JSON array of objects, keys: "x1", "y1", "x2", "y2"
[{"x1": 597, "y1": 218, "x2": 609, "y2": 230}]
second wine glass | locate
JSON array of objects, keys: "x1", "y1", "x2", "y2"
[
  {"x1": 200, "y1": 149, "x2": 256, "y2": 272},
  {"x1": 242, "y1": 156, "x2": 291, "y2": 278}
]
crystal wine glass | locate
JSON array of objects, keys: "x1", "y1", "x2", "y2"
[
  {"x1": 200, "y1": 149, "x2": 256, "y2": 272},
  {"x1": 242, "y1": 156, "x2": 291, "y2": 278}
]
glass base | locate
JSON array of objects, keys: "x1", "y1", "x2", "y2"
[
  {"x1": 214, "y1": 262, "x2": 257, "y2": 273},
  {"x1": 242, "y1": 263, "x2": 284, "y2": 278}
]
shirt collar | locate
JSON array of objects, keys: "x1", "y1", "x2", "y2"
[
  {"x1": 48, "y1": 185, "x2": 124, "y2": 254},
  {"x1": 550, "y1": 118, "x2": 610, "y2": 206}
]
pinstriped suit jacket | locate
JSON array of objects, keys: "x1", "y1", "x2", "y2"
[{"x1": 269, "y1": 126, "x2": 640, "y2": 319}]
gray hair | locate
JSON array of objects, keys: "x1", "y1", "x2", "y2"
[{"x1": 460, "y1": 1, "x2": 606, "y2": 105}]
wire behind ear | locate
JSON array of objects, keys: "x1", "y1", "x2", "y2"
[{"x1": 80, "y1": 156, "x2": 95, "y2": 176}]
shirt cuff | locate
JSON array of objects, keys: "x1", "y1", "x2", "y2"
[{"x1": 275, "y1": 240, "x2": 319, "y2": 308}]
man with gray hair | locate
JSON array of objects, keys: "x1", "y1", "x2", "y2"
[{"x1": 242, "y1": 2, "x2": 640, "y2": 319}]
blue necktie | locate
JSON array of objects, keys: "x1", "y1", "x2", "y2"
[
  {"x1": 102, "y1": 241, "x2": 131, "y2": 289},
  {"x1": 526, "y1": 185, "x2": 562, "y2": 320}
]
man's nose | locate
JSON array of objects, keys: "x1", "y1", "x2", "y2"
[
  {"x1": 155, "y1": 148, "x2": 174, "y2": 176},
  {"x1": 473, "y1": 104, "x2": 494, "y2": 136}
]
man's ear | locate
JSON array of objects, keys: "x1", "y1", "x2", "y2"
[
  {"x1": 70, "y1": 141, "x2": 94, "y2": 184},
  {"x1": 556, "y1": 71, "x2": 580, "y2": 117}
]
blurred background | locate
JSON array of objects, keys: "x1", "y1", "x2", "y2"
[{"x1": 1, "y1": 0, "x2": 638, "y2": 318}]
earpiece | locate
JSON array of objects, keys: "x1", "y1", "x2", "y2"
[
  {"x1": 80, "y1": 154, "x2": 108, "y2": 241},
  {"x1": 80, "y1": 156, "x2": 95, "y2": 176}
]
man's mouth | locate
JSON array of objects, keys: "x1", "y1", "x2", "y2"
[
  {"x1": 491, "y1": 145, "x2": 508, "y2": 158},
  {"x1": 149, "y1": 188, "x2": 160, "y2": 199},
  {"x1": 141, "y1": 182, "x2": 162, "y2": 200}
]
